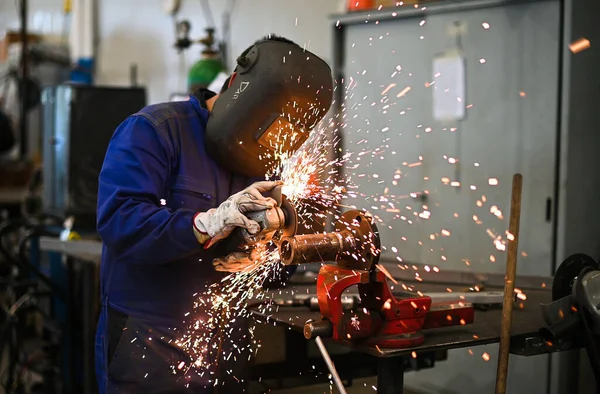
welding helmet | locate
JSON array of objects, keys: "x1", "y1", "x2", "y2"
[{"x1": 205, "y1": 40, "x2": 334, "y2": 177}]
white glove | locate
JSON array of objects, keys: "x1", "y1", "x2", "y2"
[{"x1": 193, "y1": 181, "x2": 282, "y2": 248}]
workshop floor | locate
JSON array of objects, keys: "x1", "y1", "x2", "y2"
[{"x1": 253, "y1": 378, "x2": 429, "y2": 393}]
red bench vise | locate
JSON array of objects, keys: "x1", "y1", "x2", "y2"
[{"x1": 277, "y1": 210, "x2": 475, "y2": 349}]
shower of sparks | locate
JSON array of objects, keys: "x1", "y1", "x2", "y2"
[
  {"x1": 272, "y1": 126, "x2": 352, "y2": 222},
  {"x1": 175, "y1": 245, "x2": 282, "y2": 384}
]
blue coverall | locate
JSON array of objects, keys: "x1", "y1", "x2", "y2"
[{"x1": 95, "y1": 90, "x2": 255, "y2": 393}]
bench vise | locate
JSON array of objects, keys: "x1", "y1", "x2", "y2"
[{"x1": 275, "y1": 209, "x2": 475, "y2": 349}]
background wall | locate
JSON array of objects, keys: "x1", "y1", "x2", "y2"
[{"x1": 0, "y1": 0, "x2": 343, "y2": 104}]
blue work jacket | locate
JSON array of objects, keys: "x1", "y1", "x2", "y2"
[
  {"x1": 96, "y1": 92, "x2": 252, "y2": 322},
  {"x1": 95, "y1": 92, "x2": 256, "y2": 393}
]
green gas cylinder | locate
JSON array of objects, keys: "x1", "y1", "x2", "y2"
[{"x1": 187, "y1": 28, "x2": 225, "y2": 92}]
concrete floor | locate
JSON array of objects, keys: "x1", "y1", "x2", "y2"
[{"x1": 251, "y1": 377, "x2": 429, "y2": 394}]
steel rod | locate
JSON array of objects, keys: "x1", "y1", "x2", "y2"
[
  {"x1": 495, "y1": 174, "x2": 523, "y2": 394},
  {"x1": 315, "y1": 336, "x2": 347, "y2": 394},
  {"x1": 19, "y1": 0, "x2": 29, "y2": 160}
]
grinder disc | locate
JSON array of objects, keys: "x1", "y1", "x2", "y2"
[
  {"x1": 553, "y1": 253, "x2": 599, "y2": 301},
  {"x1": 270, "y1": 185, "x2": 297, "y2": 238},
  {"x1": 280, "y1": 197, "x2": 298, "y2": 238}
]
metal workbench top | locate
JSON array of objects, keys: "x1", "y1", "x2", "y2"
[
  {"x1": 38, "y1": 237, "x2": 564, "y2": 358},
  {"x1": 39, "y1": 236, "x2": 102, "y2": 262},
  {"x1": 253, "y1": 285, "x2": 562, "y2": 358}
]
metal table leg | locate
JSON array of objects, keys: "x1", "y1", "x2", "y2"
[
  {"x1": 67, "y1": 257, "x2": 76, "y2": 394},
  {"x1": 377, "y1": 357, "x2": 405, "y2": 394},
  {"x1": 81, "y1": 262, "x2": 96, "y2": 394}
]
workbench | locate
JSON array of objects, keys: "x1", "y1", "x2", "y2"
[
  {"x1": 37, "y1": 237, "x2": 573, "y2": 394},
  {"x1": 251, "y1": 284, "x2": 565, "y2": 394},
  {"x1": 38, "y1": 236, "x2": 101, "y2": 394}
]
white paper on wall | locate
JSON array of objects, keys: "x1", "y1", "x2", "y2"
[{"x1": 432, "y1": 54, "x2": 466, "y2": 122}]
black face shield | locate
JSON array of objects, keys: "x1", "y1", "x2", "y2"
[{"x1": 205, "y1": 40, "x2": 334, "y2": 177}]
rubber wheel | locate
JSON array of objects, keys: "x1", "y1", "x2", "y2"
[{"x1": 553, "y1": 253, "x2": 599, "y2": 301}]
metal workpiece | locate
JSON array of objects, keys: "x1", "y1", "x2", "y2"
[
  {"x1": 38, "y1": 237, "x2": 102, "y2": 262},
  {"x1": 278, "y1": 210, "x2": 380, "y2": 269},
  {"x1": 333, "y1": 211, "x2": 381, "y2": 270},
  {"x1": 279, "y1": 232, "x2": 353, "y2": 266},
  {"x1": 304, "y1": 320, "x2": 334, "y2": 339},
  {"x1": 291, "y1": 291, "x2": 505, "y2": 312}
]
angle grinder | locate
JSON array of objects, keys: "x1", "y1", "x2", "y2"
[{"x1": 229, "y1": 185, "x2": 298, "y2": 248}]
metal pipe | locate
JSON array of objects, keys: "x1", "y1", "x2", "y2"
[
  {"x1": 279, "y1": 231, "x2": 354, "y2": 266},
  {"x1": 495, "y1": 174, "x2": 523, "y2": 394},
  {"x1": 315, "y1": 336, "x2": 347, "y2": 394},
  {"x1": 19, "y1": 0, "x2": 29, "y2": 160},
  {"x1": 304, "y1": 320, "x2": 333, "y2": 339}
]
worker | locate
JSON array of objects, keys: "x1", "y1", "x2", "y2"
[{"x1": 94, "y1": 34, "x2": 333, "y2": 394}]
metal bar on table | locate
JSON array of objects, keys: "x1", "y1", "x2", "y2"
[
  {"x1": 291, "y1": 291, "x2": 505, "y2": 309},
  {"x1": 495, "y1": 174, "x2": 523, "y2": 394},
  {"x1": 377, "y1": 261, "x2": 551, "y2": 291},
  {"x1": 315, "y1": 336, "x2": 347, "y2": 394},
  {"x1": 39, "y1": 237, "x2": 103, "y2": 261}
]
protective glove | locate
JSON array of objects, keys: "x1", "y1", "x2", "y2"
[
  {"x1": 213, "y1": 250, "x2": 261, "y2": 273},
  {"x1": 193, "y1": 181, "x2": 282, "y2": 248}
]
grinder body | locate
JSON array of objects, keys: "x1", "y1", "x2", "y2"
[{"x1": 228, "y1": 185, "x2": 298, "y2": 249}]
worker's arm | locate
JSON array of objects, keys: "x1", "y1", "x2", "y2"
[
  {"x1": 97, "y1": 115, "x2": 281, "y2": 264},
  {"x1": 97, "y1": 115, "x2": 203, "y2": 264},
  {"x1": 193, "y1": 180, "x2": 281, "y2": 248}
]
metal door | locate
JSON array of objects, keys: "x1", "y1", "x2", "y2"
[{"x1": 342, "y1": 0, "x2": 559, "y2": 277}]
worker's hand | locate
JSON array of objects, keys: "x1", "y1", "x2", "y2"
[
  {"x1": 193, "y1": 181, "x2": 283, "y2": 247},
  {"x1": 213, "y1": 250, "x2": 260, "y2": 273}
]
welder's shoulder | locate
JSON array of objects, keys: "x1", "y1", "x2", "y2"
[{"x1": 132, "y1": 100, "x2": 197, "y2": 128}]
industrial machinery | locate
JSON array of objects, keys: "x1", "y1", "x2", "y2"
[
  {"x1": 245, "y1": 186, "x2": 475, "y2": 349},
  {"x1": 540, "y1": 254, "x2": 600, "y2": 392},
  {"x1": 42, "y1": 85, "x2": 146, "y2": 230}
]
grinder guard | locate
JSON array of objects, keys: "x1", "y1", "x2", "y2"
[{"x1": 205, "y1": 40, "x2": 334, "y2": 177}]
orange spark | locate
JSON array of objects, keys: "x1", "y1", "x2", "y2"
[
  {"x1": 381, "y1": 83, "x2": 396, "y2": 95},
  {"x1": 376, "y1": 264, "x2": 398, "y2": 285},
  {"x1": 397, "y1": 86, "x2": 412, "y2": 97},
  {"x1": 569, "y1": 38, "x2": 591, "y2": 54}
]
